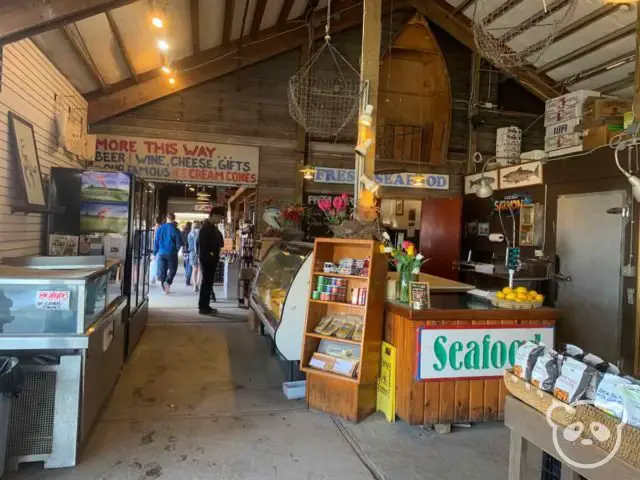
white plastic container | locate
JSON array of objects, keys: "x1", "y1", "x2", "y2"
[
  {"x1": 544, "y1": 90, "x2": 600, "y2": 126},
  {"x1": 545, "y1": 117, "x2": 582, "y2": 138},
  {"x1": 545, "y1": 132, "x2": 583, "y2": 152},
  {"x1": 282, "y1": 380, "x2": 306, "y2": 400}
]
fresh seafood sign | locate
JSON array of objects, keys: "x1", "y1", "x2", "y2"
[{"x1": 499, "y1": 161, "x2": 543, "y2": 189}]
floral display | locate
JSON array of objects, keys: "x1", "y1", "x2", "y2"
[
  {"x1": 317, "y1": 193, "x2": 350, "y2": 226},
  {"x1": 379, "y1": 234, "x2": 428, "y2": 303}
]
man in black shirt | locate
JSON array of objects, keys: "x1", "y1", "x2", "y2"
[{"x1": 197, "y1": 209, "x2": 224, "y2": 315}]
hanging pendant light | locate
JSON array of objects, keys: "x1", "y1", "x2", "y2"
[
  {"x1": 300, "y1": 165, "x2": 316, "y2": 180},
  {"x1": 411, "y1": 174, "x2": 426, "y2": 187}
]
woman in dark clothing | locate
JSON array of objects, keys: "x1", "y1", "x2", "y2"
[{"x1": 181, "y1": 222, "x2": 192, "y2": 286}]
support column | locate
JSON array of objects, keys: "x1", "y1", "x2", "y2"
[
  {"x1": 356, "y1": 0, "x2": 382, "y2": 219},
  {"x1": 466, "y1": 53, "x2": 481, "y2": 174},
  {"x1": 635, "y1": 5, "x2": 640, "y2": 117}
]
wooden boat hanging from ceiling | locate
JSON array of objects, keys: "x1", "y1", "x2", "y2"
[{"x1": 378, "y1": 14, "x2": 452, "y2": 166}]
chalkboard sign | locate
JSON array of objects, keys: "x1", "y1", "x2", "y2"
[
  {"x1": 303, "y1": 193, "x2": 354, "y2": 240},
  {"x1": 409, "y1": 281, "x2": 430, "y2": 309}
]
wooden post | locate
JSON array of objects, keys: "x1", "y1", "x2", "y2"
[
  {"x1": 294, "y1": 45, "x2": 310, "y2": 204},
  {"x1": 635, "y1": 5, "x2": 640, "y2": 118},
  {"x1": 466, "y1": 53, "x2": 481, "y2": 174},
  {"x1": 357, "y1": 0, "x2": 382, "y2": 218}
]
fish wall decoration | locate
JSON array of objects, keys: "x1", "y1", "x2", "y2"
[{"x1": 499, "y1": 161, "x2": 543, "y2": 189}]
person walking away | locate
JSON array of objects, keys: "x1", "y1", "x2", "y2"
[
  {"x1": 198, "y1": 210, "x2": 223, "y2": 315},
  {"x1": 154, "y1": 213, "x2": 183, "y2": 294},
  {"x1": 181, "y1": 222, "x2": 192, "y2": 286},
  {"x1": 188, "y1": 221, "x2": 201, "y2": 292},
  {"x1": 150, "y1": 215, "x2": 163, "y2": 284}
]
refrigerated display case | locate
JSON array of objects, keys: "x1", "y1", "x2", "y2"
[{"x1": 249, "y1": 241, "x2": 313, "y2": 379}]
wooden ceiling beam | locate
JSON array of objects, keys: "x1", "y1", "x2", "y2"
[
  {"x1": 278, "y1": 0, "x2": 296, "y2": 25},
  {"x1": 62, "y1": 24, "x2": 108, "y2": 93},
  {"x1": 452, "y1": 0, "x2": 476, "y2": 16},
  {"x1": 251, "y1": 0, "x2": 268, "y2": 39},
  {"x1": 556, "y1": 50, "x2": 635, "y2": 88},
  {"x1": 191, "y1": 0, "x2": 200, "y2": 53},
  {"x1": 500, "y1": 0, "x2": 574, "y2": 43},
  {"x1": 223, "y1": 0, "x2": 234, "y2": 44},
  {"x1": 536, "y1": 23, "x2": 635, "y2": 74},
  {"x1": 479, "y1": 0, "x2": 525, "y2": 26},
  {"x1": 88, "y1": 0, "x2": 411, "y2": 123},
  {"x1": 520, "y1": 4, "x2": 620, "y2": 59},
  {"x1": 598, "y1": 73, "x2": 634, "y2": 95},
  {"x1": 413, "y1": 0, "x2": 560, "y2": 100},
  {"x1": 105, "y1": 11, "x2": 138, "y2": 82},
  {"x1": 0, "y1": 0, "x2": 138, "y2": 46}
]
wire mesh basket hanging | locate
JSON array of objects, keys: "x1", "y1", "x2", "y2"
[
  {"x1": 472, "y1": 0, "x2": 579, "y2": 71},
  {"x1": 288, "y1": 1, "x2": 363, "y2": 138}
]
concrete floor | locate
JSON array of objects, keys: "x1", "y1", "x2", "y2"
[{"x1": 6, "y1": 273, "x2": 510, "y2": 480}]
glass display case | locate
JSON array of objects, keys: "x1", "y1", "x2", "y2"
[{"x1": 252, "y1": 242, "x2": 313, "y2": 329}]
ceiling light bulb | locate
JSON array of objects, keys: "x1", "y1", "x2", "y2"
[
  {"x1": 151, "y1": 16, "x2": 164, "y2": 28},
  {"x1": 411, "y1": 174, "x2": 426, "y2": 186},
  {"x1": 161, "y1": 65, "x2": 172, "y2": 74},
  {"x1": 168, "y1": 77, "x2": 176, "y2": 85},
  {"x1": 157, "y1": 39, "x2": 169, "y2": 52},
  {"x1": 299, "y1": 165, "x2": 316, "y2": 180}
]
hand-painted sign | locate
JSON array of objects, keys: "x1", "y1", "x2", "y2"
[
  {"x1": 493, "y1": 193, "x2": 533, "y2": 213},
  {"x1": 90, "y1": 135, "x2": 259, "y2": 186},
  {"x1": 313, "y1": 167, "x2": 449, "y2": 190},
  {"x1": 417, "y1": 325, "x2": 554, "y2": 381},
  {"x1": 36, "y1": 290, "x2": 71, "y2": 311}
]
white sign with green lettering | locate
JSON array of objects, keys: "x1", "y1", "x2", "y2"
[{"x1": 417, "y1": 326, "x2": 554, "y2": 381}]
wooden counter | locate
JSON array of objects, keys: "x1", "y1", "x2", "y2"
[{"x1": 384, "y1": 296, "x2": 561, "y2": 426}]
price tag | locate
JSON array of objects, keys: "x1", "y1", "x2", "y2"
[{"x1": 36, "y1": 290, "x2": 71, "y2": 311}]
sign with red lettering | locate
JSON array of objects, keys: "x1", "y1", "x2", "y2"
[
  {"x1": 36, "y1": 290, "x2": 71, "y2": 310},
  {"x1": 89, "y1": 135, "x2": 259, "y2": 186}
]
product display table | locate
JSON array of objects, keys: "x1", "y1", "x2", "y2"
[
  {"x1": 385, "y1": 294, "x2": 560, "y2": 426},
  {"x1": 505, "y1": 395, "x2": 640, "y2": 480}
]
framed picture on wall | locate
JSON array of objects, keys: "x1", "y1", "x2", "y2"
[
  {"x1": 395, "y1": 200, "x2": 404, "y2": 215},
  {"x1": 8, "y1": 112, "x2": 45, "y2": 206}
]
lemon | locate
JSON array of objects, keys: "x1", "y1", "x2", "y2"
[
  {"x1": 535, "y1": 294, "x2": 544, "y2": 303},
  {"x1": 515, "y1": 286, "x2": 528, "y2": 294},
  {"x1": 505, "y1": 293, "x2": 516, "y2": 301},
  {"x1": 502, "y1": 287, "x2": 513, "y2": 294},
  {"x1": 516, "y1": 293, "x2": 528, "y2": 301},
  {"x1": 496, "y1": 292, "x2": 506, "y2": 300},
  {"x1": 528, "y1": 290, "x2": 538, "y2": 298}
]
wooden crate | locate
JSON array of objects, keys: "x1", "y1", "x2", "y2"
[{"x1": 300, "y1": 238, "x2": 388, "y2": 422}]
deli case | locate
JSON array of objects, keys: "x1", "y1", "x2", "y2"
[
  {"x1": 0, "y1": 256, "x2": 125, "y2": 470},
  {"x1": 249, "y1": 241, "x2": 313, "y2": 380}
]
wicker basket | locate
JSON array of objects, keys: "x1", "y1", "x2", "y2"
[
  {"x1": 575, "y1": 404, "x2": 640, "y2": 468},
  {"x1": 503, "y1": 370, "x2": 576, "y2": 426},
  {"x1": 491, "y1": 297, "x2": 543, "y2": 310}
]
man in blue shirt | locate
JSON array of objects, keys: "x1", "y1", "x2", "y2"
[{"x1": 153, "y1": 213, "x2": 183, "y2": 294}]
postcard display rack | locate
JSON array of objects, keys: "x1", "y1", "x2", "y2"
[{"x1": 301, "y1": 239, "x2": 388, "y2": 422}]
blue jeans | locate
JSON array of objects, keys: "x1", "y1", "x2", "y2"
[
  {"x1": 184, "y1": 256, "x2": 193, "y2": 285},
  {"x1": 157, "y1": 254, "x2": 178, "y2": 286}
]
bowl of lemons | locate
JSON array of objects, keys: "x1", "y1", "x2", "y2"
[{"x1": 492, "y1": 286, "x2": 544, "y2": 309}]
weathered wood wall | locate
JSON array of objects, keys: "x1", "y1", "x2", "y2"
[{"x1": 0, "y1": 40, "x2": 85, "y2": 259}]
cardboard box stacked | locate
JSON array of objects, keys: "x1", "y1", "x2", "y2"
[
  {"x1": 544, "y1": 90, "x2": 600, "y2": 158},
  {"x1": 496, "y1": 126, "x2": 522, "y2": 166},
  {"x1": 582, "y1": 98, "x2": 631, "y2": 150}
]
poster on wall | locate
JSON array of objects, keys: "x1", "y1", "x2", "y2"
[
  {"x1": 80, "y1": 171, "x2": 130, "y2": 203},
  {"x1": 8, "y1": 112, "x2": 45, "y2": 206},
  {"x1": 90, "y1": 135, "x2": 259, "y2": 187},
  {"x1": 499, "y1": 161, "x2": 543, "y2": 189},
  {"x1": 80, "y1": 202, "x2": 129, "y2": 234},
  {"x1": 464, "y1": 171, "x2": 499, "y2": 195}
]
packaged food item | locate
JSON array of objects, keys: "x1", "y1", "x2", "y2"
[
  {"x1": 352, "y1": 320, "x2": 364, "y2": 342},
  {"x1": 594, "y1": 373, "x2": 631, "y2": 419},
  {"x1": 335, "y1": 317, "x2": 355, "y2": 339},
  {"x1": 530, "y1": 349, "x2": 559, "y2": 392},
  {"x1": 622, "y1": 384, "x2": 640, "y2": 428},
  {"x1": 564, "y1": 344, "x2": 585, "y2": 360},
  {"x1": 553, "y1": 357, "x2": 594, "y2": 404},
  {"x1": 321, "y1": 316, "x2": 343, "y2": 336},
  {"x1": 582, "y1": 353, "x2": 618, "y2": 400},
  {"x1": 314, "y1": 314, "x2": 334, "y2": 334},
  {"x1": 513, "y1": 341, "x2": 545, "y2": 380}
]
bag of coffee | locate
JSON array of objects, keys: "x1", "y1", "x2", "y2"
[
  {"x1": 622, "y1": 384, "x2": 640, "y2": 428},
  {"x1": 553, "y1": 357, "x2": 594, "y2": 404},
  {"x1": 513, "y1": 341, "x2": 545, "y2": 381},
  {"x1": 531, "y1": 349, "x2": 559, "y2": 392},
  {"x1": 595, "y1": 373, "x2": 631, "y2": 419}
]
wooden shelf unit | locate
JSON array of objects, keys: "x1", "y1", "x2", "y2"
[{"x1": 301, "y1": 238, "x2": 388, "y2": 422}]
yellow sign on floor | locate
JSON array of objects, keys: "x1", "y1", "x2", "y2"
[{"x1": 377, "y1": 341, "x2": 396, "y2": 423}]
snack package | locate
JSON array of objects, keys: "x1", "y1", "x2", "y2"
[
  {"x1": 531, "y1": 349, "x2": 559, "y2": 392},
  {"x1": 335, "y1": 317, "x2": 355, "y2": 339},
  {"x1": 622, "y1": 384, "x2": 640, "y2": 428},
  {"x1": 314, "y1": 314, "x2": 334, "y2": 334},
  {"x1": 595, "y1": 373, "x2": 631, "y2": 419},
  {"x1": 553, "y1": 357, "x2": 594, "y2": 403},
  {"x1": 321, "y1": 316, "x2": 343, "y2": 336},
  {"x1": 582, "y1": 353, "x2": 617, "y2": 400},
  {"x1": 352, "y1": 319, "x2": 364, "y2": 342},
  {"x1": 564, "y1": 344, "x2": 585, "y2": 360},
  {"x1": 513, "y1": 341, "x2": 545, "y2": 380}
]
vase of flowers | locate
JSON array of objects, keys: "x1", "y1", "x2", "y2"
[
  {"x1": 380, "y1": 238, "x2": 427, "y2": 303},
  {"x1": 317, "y1": 193, "x2": 351, "y2": 237}
]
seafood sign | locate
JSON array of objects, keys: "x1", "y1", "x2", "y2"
[
  {"x1": 499, "y1": 161, "x2": 543, "y2": 189},
  {"x1": 90, "y1": 135, "x2": 259, "y2": 186}
]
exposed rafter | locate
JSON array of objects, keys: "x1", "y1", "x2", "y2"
[
  {"x1": 62, "y1": 24, "x2": 108, "y2": 93},
  {"x1": 105, "y1": 11, "x2": 138, "y2": 82},
  {"x1": 88, "y1": 0, "x2": 409, "y2": 123},
  {"x1": 251, "y1": 0, "x2": 268, "y2": 39},
  {"x1": 500, "y1": 0, "x2": 573, "y2": 44},
  {"x1": 0, "y1": 0, "x2": 138, "y2": 46},
  {"x1": 278, "y1": 0, "x2": 296, "y2": 25},
  {"x1": 413, "y1": 0, "x2": 560, "y2": 100},
  {"x1": 452, "y1": 0, "x2": 476, "y2": 16},
  {"x1": 520, "y1": 4, "x2": 620, "y2": 59},
  {"x1": 480, "y1": 0, "x2": 525, "y2": 26},
  {"x1": 598, "y1": 73, "x2": 634, "y2": 94},
  {"x1": 557, "y1": 51, "x2": 635, "y2": 88},
  {"x1": 223, "y1": 0, "x2": 234, "y2": 44},
  {"x1": 190, "y1": 0, "x2": 200, "y2": 53},
  {"x1": 536, "y1": 23, "x2": 635, "y2": 74}
]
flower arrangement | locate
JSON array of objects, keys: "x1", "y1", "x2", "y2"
[
  {"x1": 380, "y1": 234, "x2": 428, "y2": 303},
  {"x1": 317, "y1": 193, "x2": 350, "y2": 226},
  {"x1": 282, "y1": 204, "x2": 305, "y2": 227}
]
